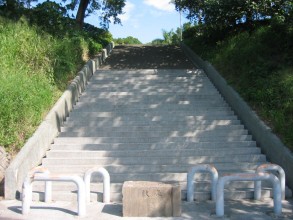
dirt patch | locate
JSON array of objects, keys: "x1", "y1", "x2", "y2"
[{"x1": 101, "y1": 45, "x2": 196, "y2": 70}]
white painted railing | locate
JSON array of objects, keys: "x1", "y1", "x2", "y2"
[
  {"x1": 187, "y1": 164, "x2": 218, "y2": 202},
  {"x1": 216, "y1": 173, "x2": 282, "y2": 217},
  {"x1": 22, "y1": 167, "x2": 86, "y2": 217},
  {"x1": 84, "y1": 167, "x2": 110, "y2": 203},
  {"x1": 254, "y1": 163, "x2": 286, "y2": 200}
]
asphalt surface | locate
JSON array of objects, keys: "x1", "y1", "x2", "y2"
[{"x1": 101, "y1": 45, "x2": 195, "y2": 69}]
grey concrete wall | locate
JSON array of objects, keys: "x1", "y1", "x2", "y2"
[
  {"x1": 181, "y1": 43, "x2": 293, "y2": 191},
  {"x1": 5, "y1": 42, "x2": 115, "y2": 200}
]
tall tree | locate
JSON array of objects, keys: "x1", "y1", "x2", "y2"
[
  {"x1": 73, "y1": 0, "x2": 125, "y2": 28},
  {"x1": 174, "y1": 0, "x2": 292, "y2": 28}
]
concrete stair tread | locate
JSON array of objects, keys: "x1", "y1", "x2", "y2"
[
  {"x1": 45, "y1": 148, "x2": 260, "y2": 158},
  {"x1": 60, "y1": 124, "x2": 244, "y2": 132},
  {"x1": 50, "y1": 141, "x2": 257, "y2": 151},
  {"x1": 42, "y1": 155, "x2": 266, "y2": 166},
  {"x1": 53, "y1": 135, "x2": 253, "y2": 142},
  {"x1": 63, "y1": 119, "x2": 241, "y2": 127},
  {"x1": 58, "y1": 130, "x2": 249, "y2": 138}
]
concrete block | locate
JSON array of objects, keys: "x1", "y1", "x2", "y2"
[{"x1": 122, "y1": 181, "x2": 181, "y2": 217}]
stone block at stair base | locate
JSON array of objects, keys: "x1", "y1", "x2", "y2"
[{"x1": 122, "y1": 181, "x2": 181, "y2": 217}]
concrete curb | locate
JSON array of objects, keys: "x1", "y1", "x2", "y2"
[
  {"x1": 181, "y1": 43, "x2": 293, "y2": 192},
  {"x1": 4, "y1": 42, "x2": 115, "y2": 200}
]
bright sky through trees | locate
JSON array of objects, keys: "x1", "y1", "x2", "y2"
[{"x1": 85, "y1": 0, "x2": 189, "y2": 43}]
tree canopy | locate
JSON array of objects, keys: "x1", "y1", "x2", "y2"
[
  {"x1": 0, "y1": 0, "x2": 126, "y2": 28},
  {"x1": 174, "y1": 0, "x2": 292, "y2": 29},
  {"x1": 114, "y1": 36, "x2": 142, "y2": 45}
]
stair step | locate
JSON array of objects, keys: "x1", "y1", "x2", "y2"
[
  {"x1": 61, "y1": 124, "x2": 244, "y2": 132},
  {"x1": 50, "y1": 141, "x2": 257, "y2": 151},
  {"x1": 46, "y1": 147, "x2": 259, "y2": 158},
  {"x1": 94, "y1": 69, "x2": 205, "y2": 76},
  {"x1": 42, "y1": 154, "x2": 266, "y2": 166},
  {"x1": 58, "y1": 129, "x2": 248, "y2": 138},
  {"x1": 53, "y1": 135, "x2": 252, "y2": 143},
  {"x1": 40, "y1": 163, "x2": 263, "y2": 174},
  {"x1": 68, "y1": 109, "x2": 233, "y2": 117},
  {"x1": 63, "y1": 119, "x2": 241, "y2": 127}
]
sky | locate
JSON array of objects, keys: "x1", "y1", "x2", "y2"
[{"x1": 85, "y1": 0, "x2": 189, "y2": 44}]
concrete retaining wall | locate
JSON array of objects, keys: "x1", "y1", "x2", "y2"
[
  {"x1": 5, "y1": 42, "x2": 115, "y2": 200},
  {"x1": 181, "y1": 43, "x2": 293, "y2": 191}
]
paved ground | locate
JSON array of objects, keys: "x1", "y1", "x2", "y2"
[
  {"x1": 0, "y1": 199, "x2": 293, "y2": 220},
  {"x1": 101, "y1": 45, "x2": 195, "y2": 69}
]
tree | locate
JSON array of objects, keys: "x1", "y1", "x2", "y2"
[
  {"x1": 114, "y1": 36, "x2": 142, "y2": 45},
  {"x1": 174, "y1": 0, "x2": 293, "y2": 29},
  {"x1": 72, "y1": 0, "x2": 126, "y2": 28},
  {"x1": 0, "y1": 0, "x2": 126, "y2": 29}
]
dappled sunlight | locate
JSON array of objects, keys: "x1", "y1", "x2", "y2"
[{"x1": 38, "y1": 46, "x2": 271, "y2": 207}]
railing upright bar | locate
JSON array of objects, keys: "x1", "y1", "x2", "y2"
[{"x1": 254, "y1": 164, "x2": 286, "y2": 200}]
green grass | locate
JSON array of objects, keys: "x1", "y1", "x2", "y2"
[
  {"x1": 0, "y1": 16, "x2": 105, "y2": 154},
  {"x1": 186, "y1": 23, "x2": 293, "y2": 150}
]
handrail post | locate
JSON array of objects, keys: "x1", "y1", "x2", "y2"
[
  {"x1": 187, "y1": 164, "x2": 218, "y2": 202},
  {"x1": 254, "y1": 164, "x2": 286, "y2": 200},
  {"x1": 22, "y1": 167, "x2": 51, "y2": 214},
  {"x1": 84, "y1": 167, "x2": 110, "y2": 203},
  {"x1": 22, "y1": 172, "x2": 86, "y2": 217},
  {"x1": 216, "y1": 173, "x2": 282, "y2": 217}
]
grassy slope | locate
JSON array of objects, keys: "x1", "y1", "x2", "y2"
[
  {"x1": 0, "y1": 16, "x2": 103, "y2": 154},
  {"x1": 187, "y1": 23, "x2": 293, "y2": 151}
]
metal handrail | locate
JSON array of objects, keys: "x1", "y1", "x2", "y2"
[
  {"x1": 216, "y1": 173, "x2": 282, "y2": 217},
  {"x1": 254, "y1": 163, "x2": 286, "y2": 200},
  {"x1": 84, "y1": 167, "x2": 110, "y2": 203},
  {"x1": 22, "y1": 168, "x2": 86, "y2": 217},
  {"x1": 187, "y1": 164, "x2": 218, "y2": 202}
]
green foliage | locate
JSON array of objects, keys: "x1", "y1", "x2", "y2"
[
  {"x1": 185, "y1": 23, "x2": 293, "y2": 150},
  {"x1": 0, "y1": 17, "x2": 54, "y2": 152},
  {"x1": 151, "y1": 28, "x2": 181, "y2": 45},
  {"x1": 0, "y1": 14, "x2": 109, "y2": 153},
  {"x1": 175, "y1": 0, "x2": 292, "y2": 31},
  {"x1": 114, "y1": 36, "x2": 142, "y2": 45}
]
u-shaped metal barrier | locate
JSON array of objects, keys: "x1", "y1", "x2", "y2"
[
  {"x1": 254, "y1": 163, "x2": 286, "y2": 200},
  {"x1": 84, "y1": 167, "x2": 111, "y2": 203},
  {"x1": 216, "y1": 173, "x2": 282, "y2": 217},
  {"x1": 187, "y1": 164, "x2": 218, "y2": 202}
]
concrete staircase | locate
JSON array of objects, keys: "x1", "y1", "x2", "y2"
[{"x1": 33, "y1": 69, "x2": 290, "y2": 202}]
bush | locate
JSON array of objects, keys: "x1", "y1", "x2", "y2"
[
  {"x1": 185, "y1": 23, "x2": 293, "y2": 150},
  {"x1": 0, "y1": 14, "x2": 110, "y2": 153}
]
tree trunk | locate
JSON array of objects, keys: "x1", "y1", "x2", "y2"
[{"x1": 76, "y1": 0, "x2": 90, "y2": 29}]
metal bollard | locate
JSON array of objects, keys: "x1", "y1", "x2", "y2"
[
  {"x1": 22, "y1": 172, "x2": 86, "y2": 217},
  {"x1": 187, "y1": 164, "x2": 218, "y2": 202},
  {"x1": 216, "y1": 173, "x2": 282, "y2": 217},
  {"x1": 22, "y1": 167, "x2": 51, "y2": 214},
  {"x1": 84, "y1": 167, "x2": 110, "y2": 203},
  {"x1": 254, "y1": 164, "x2": 286, "y2": 200}
]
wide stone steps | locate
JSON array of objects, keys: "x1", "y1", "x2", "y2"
[
  {"x1": 58, "y1": 129, "x2": 248, "y2": 138},
  {"x1": 60, "y1": 124, "x2": 244, "y2": 132},
  {"x1": 52, "y1": 135, "x2": 253, "y2": 143},
  {"x1": 49, "y1": 141, "x2": 257, "y2": 151},
  {"x1": 42, "y1": 154, "x2": 266, "y2": 166},
  {"x1": 33, "y1": 68, "x2": 289, "y2": 203},
  {"x1": 45, "y1": 147, "x2": 259, "y2": 158}
]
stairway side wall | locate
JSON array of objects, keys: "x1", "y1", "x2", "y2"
[
  {"x1": 4, "y1": 42, "x2": 115, "y2": 200},
  {"x1": 181, "y1": 43, "x2": 293, "y2": 192}
]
